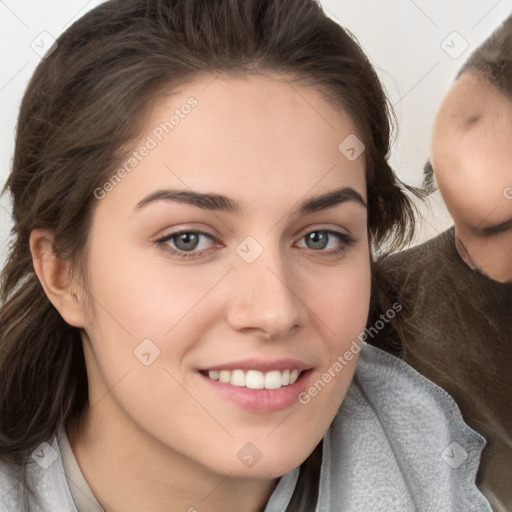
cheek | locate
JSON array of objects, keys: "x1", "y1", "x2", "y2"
[
  {"x1": 79, "y1": 245, "x2": 227, "y2": 437},
  {"x1": 84, "y1": 232, "x2": 228, "y2": 341},
  {"x1": 441, "y1": 184, "x2": 481, "y2": 226},
  {"x1": 440, "y1": 169, "x2": 512, "y2": 229},
  {"x1": 317, "y1": 249, "x2": 372, "y2": 365},
  {"x1": 327, "y1": 268, "x2": 371, "y2": 333},
  {"x1": 289, "y1": 263, "x2": 371, "y2": 468},
  {"x1": 305, "y1": 248, "x2": 372, "y2": 344}
]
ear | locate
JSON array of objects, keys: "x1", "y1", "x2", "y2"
[{"x1": 29, "y1": 228, "x2": 86, "y2": 328}]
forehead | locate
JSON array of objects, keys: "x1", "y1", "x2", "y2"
[
  {"x1": 99, "y1": 73, "x2": 367, "y2": 216},
  {"x1": 432, "y1": 70, "x2": 512, "y2": 171},
  {"x1": 435, "y1": 70, "x2": 512, "y2": 135},
  {"x1": 432, "y1": 70, "x2": 512, "y2": 229},
  {"x1": 144, "y1": 72, "x2": 362, "y2": 150}
]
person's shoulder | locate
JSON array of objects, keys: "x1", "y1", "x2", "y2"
[
  {"x1": 378, "y1": 227, "x2": 455, "y2": 274},
  {"x1": 0, "y1": 456, "x2": 27, "y2": 510},
  {"x1": 375, "y1": 228, "x2": 460, "y2": 300},
  {"x1": 0, "y1": 432, "x2": 77, "y2": 512},
  {"x1": 317, "y1": 342, "x2": 492, "y2": 511}
]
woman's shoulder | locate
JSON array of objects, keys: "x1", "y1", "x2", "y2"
[
  {"x1": 0, "y1": 433, "x2": 77, "y2": 512},
  {"x1": 315, "y1": 342, "x2": 492, "y2": 511},
  {"x1": 0, "y1": 456, "x2": 22, "y2": 509}
]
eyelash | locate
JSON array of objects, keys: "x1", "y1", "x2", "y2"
[
  {"x1": 155, "y1": 229, "x2": 355, "y2": 260},
  {"x1": 156, "y1": 230, "x2": 221, "y2": 259}
]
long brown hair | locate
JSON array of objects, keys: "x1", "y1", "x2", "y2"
[{"x1": 0, "y1": 0, "x2": 415, "y2": 506}]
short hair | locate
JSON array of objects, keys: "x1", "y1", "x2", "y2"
[
  {"x1": 422, "y1": 160, "x2": 436, "y2": 195},
  {"x1": 457, "y1": 13, "x2": 512, "y2": 99},
  {"x1": 423, "y1": 13, "x2": 512, "y2": 195}
]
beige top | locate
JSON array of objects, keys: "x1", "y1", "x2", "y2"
[{"x1": 57, "y1": 424, "x2": 105, "y2": 512}]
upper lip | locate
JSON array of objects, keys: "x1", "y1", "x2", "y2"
[{"x1": 198, "y1": 358, "x2": 312, "y2": 373}]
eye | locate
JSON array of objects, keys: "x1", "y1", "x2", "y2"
[
  {"x1": 156, "y1": 230, "x2": 219, "y2": 259},
  {"x1": 296, "y1": 229, "x2": 355, "y2": 255}
]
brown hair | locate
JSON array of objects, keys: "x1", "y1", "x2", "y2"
[
  {"x1": 0, "y1": 0, "x2": 415, "y2": 506},
  {"x1": 421, "y1": 14, "x2": 512, "y2": 196},
  {"x1": 457, "y1": 13, "x2": 512, "y2": 98}
]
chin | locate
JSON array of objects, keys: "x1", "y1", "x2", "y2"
[
  {"x1": 203, "y1": 436, "x2": 317, "y2": 480},
  {"x1": 487, "y1": 273, "x2": 512, "y2": 285},
  {"x1": 474, "y1": 263, "x2": 512, "y2": 284},
  {"x1": 229, "y1": 452, "x2": 308, "y2": 480}
]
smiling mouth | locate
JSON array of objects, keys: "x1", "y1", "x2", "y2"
[{"x1": 200, "y1": 369, "x2": 304, "y2": 390}]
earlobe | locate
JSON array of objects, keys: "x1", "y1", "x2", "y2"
[{"x1": 29, "y1": 228, "x2": 86, "y2": 328}]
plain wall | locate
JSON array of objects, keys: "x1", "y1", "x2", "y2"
[{"x1": 1, "y1": 0, "x2": 510, "y2": 268}]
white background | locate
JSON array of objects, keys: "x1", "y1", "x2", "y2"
[{"x1": 1, "y1": 0, "x2": 511, "y2": 268}]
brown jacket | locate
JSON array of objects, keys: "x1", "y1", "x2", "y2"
[{"x1": 377, "y1": 227, "x2": 512, "y2": 512}]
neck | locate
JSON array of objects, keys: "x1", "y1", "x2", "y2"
[{"x1": 454, "y1": 231, "x2": 478, "y2": 271}]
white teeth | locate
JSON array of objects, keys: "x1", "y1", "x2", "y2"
[
  {"x1": 219, "y1": 370, "x2": 231, "y2": 383},
  {"x1": 230, "y1": 369, "x2": 246, "y2": 387},
  {"x1": 245, "y1": 370, "x2": 264, "y2": 389},
  {"x1": 264, "y1": 370, "x2": 283, "y2": 390},
  {"x1": 290, "y1": 370, "x2": 299, "y2": 385},
  {"x1": 206, "y1": 368, "x2": 303, "y2": 389}
]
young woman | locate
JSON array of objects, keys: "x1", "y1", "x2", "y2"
[{"x1": 0, "y1": 0, "x2": 491, "y2": 510}]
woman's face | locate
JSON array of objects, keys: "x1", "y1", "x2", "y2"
[{"x1": 79, "y1": 73, "x2": 370, "y2": 479}]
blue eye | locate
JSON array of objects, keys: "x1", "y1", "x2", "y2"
[
  {"x1": 298, "y1": 230, "x2": 353, "y2": 252},
  {"x1": 155, "y1": 229, "x2": 355, "y2": 260},
  {"x1": 157, "y1": 230, "x2": 216, "y2": 258},
  {"x1": 306, "y1": 232, "x2": 327, "y2": 250},
  {"x1": 170, "y1": 232, "x2": 208, "y2": 251}
]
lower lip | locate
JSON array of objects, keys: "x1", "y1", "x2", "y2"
[{"x1": 199, "y1": 370, "x2": 313, "y2": 413}]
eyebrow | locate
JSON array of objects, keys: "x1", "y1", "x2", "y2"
[
  {"x1": 134, "y1": 189, "x2": 243, "y2": 214},
  {"x1": 472, "y1": 217, "x2": 512, "y2": 238},
  {"x1": 297, "y1": 188, "x2": 367, "y2": 214},
  {"x1": 133, "y1": 187, "x2": 367, "y2": 216}
]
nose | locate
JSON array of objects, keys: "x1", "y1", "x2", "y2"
[{"x1": 226, "y1": 246, "x2": 302, "y2": 339}]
